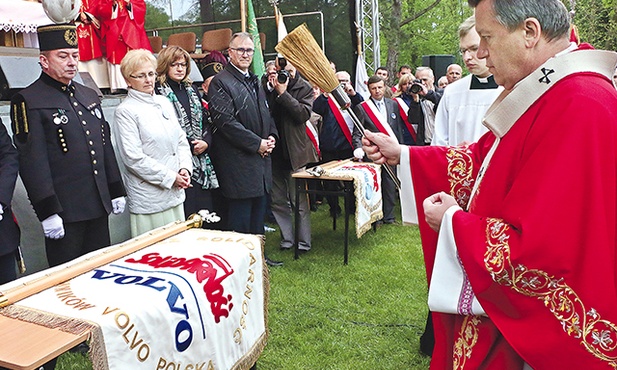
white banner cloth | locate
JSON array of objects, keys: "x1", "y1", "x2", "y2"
[
  {"x1": 326, "y1": 161, "x2": 383, "y2": 237},
  {"x1": 1, "y1": 228, "x2": 268, "y2": 370}
]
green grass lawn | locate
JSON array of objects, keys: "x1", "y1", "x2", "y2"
[{"x1": 58, "y1": 200, "x2": 432, "y2": 369}]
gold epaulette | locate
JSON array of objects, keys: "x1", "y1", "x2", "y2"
[{"x1": 10, "y1": 97, "x2": 29, "y2": 143}]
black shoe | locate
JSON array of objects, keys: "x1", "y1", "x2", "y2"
[
  {"x1": 265, "y1": 257, "x2": 283, "y2": 267},
  {"x1": 384, "y1": 219, "x2": 398, "y2": 225},
  {"x1": 70, "y1": 342, "x2": 89, "y2": 354}
]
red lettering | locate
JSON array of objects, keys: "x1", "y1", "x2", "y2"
[{"x1": 124, "y1": 252, "x2": 235, "y2": 323}]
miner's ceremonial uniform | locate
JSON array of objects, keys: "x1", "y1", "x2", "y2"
[{"x1": 10, "y1": 24, "x2": 125, "y2": 269}]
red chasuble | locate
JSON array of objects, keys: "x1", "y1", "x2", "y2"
[
  {"x1": 77, "y1": 0, "x2": 103, "y2": 61},
  {"x1": 401, "y1": 46, "x2": 617, "y2": 369},
  {"x1": 98, "y1": 0, "x2": 152, "y2": 65}
]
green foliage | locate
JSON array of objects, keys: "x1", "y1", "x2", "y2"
[
  {"x1": 567, "y1": 0, "x2": 617, "y2": 50},
  {"x1": 144, "y1": 2, "x2": 173, "y2": 40},
  {"x1": 56, "y1": 202, "x2": 432, "y2": 369},
  {"x1": 380, "y1": 0, "x2": 473, "y2": 79}
]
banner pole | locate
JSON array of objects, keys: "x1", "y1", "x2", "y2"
[
  {"x1": 240, "y1": 0, "x2": 247, "y2": 32},
  {"x1": 0, "y1": 214, "x2": 203, "y2": 308}
]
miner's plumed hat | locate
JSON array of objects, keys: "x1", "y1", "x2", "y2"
[{"x1": 37, "y1": 23, "x2": 78, "y2": 51}]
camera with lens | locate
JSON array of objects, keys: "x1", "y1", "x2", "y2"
[
  {"x1": 408, "y1": 79, "x2": 424, "y2": 94},
  {"x1": 277, "y1": 57, "x2": 290, "y2": 84}
]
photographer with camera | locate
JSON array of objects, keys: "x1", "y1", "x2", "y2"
[
  {"x1": 393, "y1": 72, "x2": 436, "y2": 146},
  {"x1": 263, "y1": 57, "x2": 318, "y2": 253}
]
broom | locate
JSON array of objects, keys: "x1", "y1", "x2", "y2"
[{"x1": 275, "y1": 24, "x2": 401, "y2": 190}]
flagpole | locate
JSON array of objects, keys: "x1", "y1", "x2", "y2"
[
  {"x1": 356, "y1": 22, "x2": 362, "y2": 56},
  {"x1": 240, "y1": 0, "x2": 246, "y2": 32}
]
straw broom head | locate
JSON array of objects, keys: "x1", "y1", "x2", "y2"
[{"x1": 275, "y1": 24, "x2": 340, "y2": 93}]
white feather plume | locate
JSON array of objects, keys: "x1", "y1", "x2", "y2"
[{"x1": 42, "y1": 0, "x2": 82, "y2": 24}]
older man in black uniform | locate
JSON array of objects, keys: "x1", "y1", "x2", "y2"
[
  {"x1": 0, "y1": 118, "x2": 20, "y2": 285},
  {"x1": 10, "y1": 24, "x2": 126, "y2": 269}
]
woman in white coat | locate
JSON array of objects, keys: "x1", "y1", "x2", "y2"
[{"x1": 114, "y1": 49, "x2": 193, "y2": 237}]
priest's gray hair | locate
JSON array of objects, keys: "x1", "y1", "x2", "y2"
[{"x1": 468, "y1": 0, "x2": 570, "y2": 42}]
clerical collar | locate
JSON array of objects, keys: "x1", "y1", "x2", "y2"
[{"x1": 470, "y1": 75, "x2": 498, "y2": 90}]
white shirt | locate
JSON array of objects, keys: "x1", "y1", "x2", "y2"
[{"x1": 432, "y1": 74, "x2": 503, "y2": 146}]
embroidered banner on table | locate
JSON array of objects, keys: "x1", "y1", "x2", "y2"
[
  {"x1": 326, "y1": 162, "x2": 383, "y2": 238},
  {"x1": 0, "y1": 229, "x2": 268, "y2": 370}
]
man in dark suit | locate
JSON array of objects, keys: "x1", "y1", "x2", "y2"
[
  {"x1": 0, "y1": 118, "x2": 20, "y2": 284},
  {"x1": 208, "y1": 32, "x2": 281, "y2": 266},
  {"x1": 10, "y1": 24, "x2": 126, "y2": 269},
  {"x1": 353, "y1": 75, "x2": 405, "y2": 224}
]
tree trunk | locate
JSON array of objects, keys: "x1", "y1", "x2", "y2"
[
  {"x1": 199, "y1": 0, "x2": 215, "y2": 32},
  {"x1": 385, "y1": 0, "x2": 402, "y2": 86}
]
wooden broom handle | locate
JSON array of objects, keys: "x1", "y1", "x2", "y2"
[{"x1": 0, "y1": 214, "x2": 203, "y2": 308}]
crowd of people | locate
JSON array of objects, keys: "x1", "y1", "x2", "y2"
[{"x1": 3, "y1": 0, "x2": 617, "y2": 368}]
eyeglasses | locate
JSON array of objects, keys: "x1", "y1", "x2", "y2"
[
  {"x1": 129, "y1": 71, "x2": 157, "y2": 80},
  {"x1": 230, "y1": 47, "x2": 255, "y2": 56},
  {"x1": 170, "y1": 62, "x2": 187, "y2": 68},
  {"x1": 459, "y1": 45, "x2": 479, "y2": 56}
]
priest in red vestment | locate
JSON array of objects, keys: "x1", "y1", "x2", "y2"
[
  {"x1": 77, "y1": 0, "x2": 110, "y2": 88},
  {"x1": 98, "y1": 0, "x2": 151, "y2": 90},
  {"x1": 362, "y1": 0, "x2": 617, "y2": 368}
]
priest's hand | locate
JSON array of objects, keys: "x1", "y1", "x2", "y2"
[
  {"x1": 362, "y1": 130, "x2": 401, "y2": 166},
  {"x1": 423, "y1": 192, "x2": 458, "y2": 232}
]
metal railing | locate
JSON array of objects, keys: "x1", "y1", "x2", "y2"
[{"x1": 146, "y1": 11, "x2": 325, "y2": 53}]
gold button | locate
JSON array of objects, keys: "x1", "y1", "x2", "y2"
[
  {"x1": 63, "y1": 148, "x2": 68, "y2": 153},
  {"x1": 73, "y1": 102, "x2": 78, "y2": 106},
  {"x1": 94, "y1": 170, "x2": 98, "y2": 175},
  {"x1": 86, "y1": 130, "x2": 90, "y2": 135},
  {"x1": 89, "y1": 141, "x2": 93, "y2": 145},
  {"x1": 91, "y1": 150, "x2": 95, "y2": 155},
  {"x1": 70, "y1": 93, "x2": 74, "y2": 97},
  {"x1": 78, "y1": 111, "x2": 83, "y2": 116},
  {"x1": 59, "y1": 133, "x2": 64, "y2": 138},
  {"x1": 58, "y1": 128, "x2": 63, "y2": 133},
  {"x1": 93, "y1": 160, "x2": 97, "y2": 165},
  {"x1": 60, "y1": 138, "x2": 65, "y2": 143},
  {"x1": 82, "y1": 121, "x2": 87, "y2": 125},
  {"x1": 62, "y1": 143, "x2": 67, "y2": 147}
]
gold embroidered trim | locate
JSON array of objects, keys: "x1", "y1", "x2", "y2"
[
  {"x1": 484, "y1": 218, "x2": 617, "y2": 367},
  {"x1": 453, "y1": 315, "x2": 482, "y2": 370},
  {"x1": 446, "y1": 147, "x2": 474, "y2": 208},
  {"x1": 11, "y1": 103, "x2": 19, "y2": 135}
]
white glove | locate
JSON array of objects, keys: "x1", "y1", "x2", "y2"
[
  {"x1": 42, "y1": 214, "x2": 65, "y2": 239},
  {"x1": 111, "y1": 197, "x2": 126, "y2": 214},
  {"x1": 0, "y1": 203, "x2": 3, "y2": 222},
  {"x1": 353, "y1": 148, "x2": 365, "y2": 160}
]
